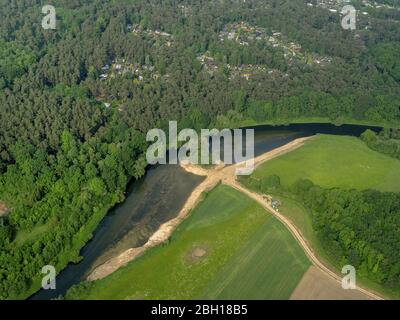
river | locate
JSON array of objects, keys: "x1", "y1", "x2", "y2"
[{"x1": 31, "y1": 123, "x2": 381, "y2": 300}]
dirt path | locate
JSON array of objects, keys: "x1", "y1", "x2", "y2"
[{"x1": 86, "y1": 137, "x2": 384, "y2": 300}]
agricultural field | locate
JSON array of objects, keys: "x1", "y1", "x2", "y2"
[
  {"x1": 201, "y1": 218, "x2": 310, "y2": 300},
  {"x1": 250, "y1": 134, "x2": 400, "y2": 192},
  {"x1": 66, "y1": 185, "x2": 310, "y2": 300}
]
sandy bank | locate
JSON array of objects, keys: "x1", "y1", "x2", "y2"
[{"x1": 87, "y1": 169, "x2": 220, "y2": 281}]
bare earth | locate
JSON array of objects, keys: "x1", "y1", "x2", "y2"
[
  {"x1": 185, "y1": 246, "x2": 209, "y2": 265},
  {"x1": 0, "y1": 202, "x2": 9, "y2": 217},
  {"x1": 291, "y1": 266, "x2": 371, "y2": 300},
  {"x1": 86, "y1": 137, "x2": 384, "y2": 300}
]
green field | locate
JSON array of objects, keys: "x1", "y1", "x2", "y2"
[
  {"x1": 201, "y1": 218, "x2": 310, "y2": 299},
  {"x1": 67, "y1": 185, "x2": 310, "y2": 300},
  {"x1": 251, "y1": 134, "x2": 400, "y2": 192}
]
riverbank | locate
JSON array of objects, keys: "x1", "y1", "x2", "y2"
[
  {"x1": 86, "y1": 167, "x2": 219, "y2": 281},
  {"x1": 236, "y1": 117, "x2": 396, "y2": 130},
  {"x1": 86, "y1": 137, "x2": 312, "y2": 281},
  {"x1": 30, "y1": 165, "x2": 204, "y2": 300}
]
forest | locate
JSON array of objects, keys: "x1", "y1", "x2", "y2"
[
  {"x1": 0, "y1": 0, "x2": 400, "y2": 299},
  {"x1": 297, "y1": 180, "x2": 400, "y2": 291}
]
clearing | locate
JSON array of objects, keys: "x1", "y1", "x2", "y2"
[{"x1": 250, "y1": 134, "x2": 400, "y2": 192}]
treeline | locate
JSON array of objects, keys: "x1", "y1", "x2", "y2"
[
  {"x1": 361, "y1": 128, "x2": 400, "y2": 160},
  {"x1": 242, "y1": 175, "x2": 400, "y2": 292},
  {"x1": 245, "y1": 92, "x2": 400, "y2": 125}
]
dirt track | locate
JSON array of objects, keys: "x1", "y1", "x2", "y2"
[{"x1": 86, "y1": 137, "x2": 385, "y2": 300}]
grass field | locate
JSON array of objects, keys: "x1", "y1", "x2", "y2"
[
  {"x1": 67, "y1": 185, "x2": 310, "y2": 300},
  {"x1": 251, "y1": 134, "x2": 400, "y2": 192},
  {"x1": 201, "y1": 218, "x2": 310, "y2": 299}
]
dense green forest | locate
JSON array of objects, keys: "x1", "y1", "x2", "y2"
[
  {"x1": 295, "y1": 181, "x2": 400, "y2": 292},
  {"x1": 296, "y1": 182, "x2": 400, "y2": 291},
  {"x1": 361, "y1": 128, "x2": 400, "y2": 160},
  {"x1": 1, "y1": 0, "x2": 400, "y2": 299}
]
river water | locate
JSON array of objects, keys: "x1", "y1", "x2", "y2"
[{"x1": 31, "y1": 123, "x2": 381, "y2": 299}]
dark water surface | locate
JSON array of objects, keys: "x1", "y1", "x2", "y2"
[{"x1": 31, "y1": 123, "x2": 381, "y2": 299}]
